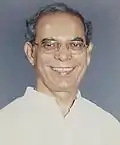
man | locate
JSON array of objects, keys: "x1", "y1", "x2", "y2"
[{"x1": 0, "y1": 2, "x2": 120, "y2": 145}]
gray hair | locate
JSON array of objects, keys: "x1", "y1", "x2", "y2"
[{"x1": 25, "y1": 2, "x2": 92, "y2": 45}]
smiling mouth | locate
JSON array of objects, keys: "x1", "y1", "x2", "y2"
[{"x1": 50, "y1": 66, "x2": 76, "y2": 76}]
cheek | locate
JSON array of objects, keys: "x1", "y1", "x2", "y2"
[
  {"x1": 73, "y1": 54, "x2": 87, "y2": 80},
  {"x1": 73, "y1": 53, "x2": 87, "y2": 66},
  {"x1": 36, "y1": 53, "x2": 53, "y2": 70}
]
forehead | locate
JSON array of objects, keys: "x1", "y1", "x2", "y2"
[{"x1": 36, "y1": 12, "x2": 85, "y2": 41}]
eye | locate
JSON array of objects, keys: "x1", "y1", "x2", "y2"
[
  {"x1": 45, "y1": 43, "x2": 53, "y2": 47},
  {"x1": 70, "y1": 42, "x2": 84, "y2": 50},
  {"x1": 42, "y1": 42, "x2": 57, "y2": 50},
  {"x1": 74, "y1": 43, "x2": 81, "y2": 47}
]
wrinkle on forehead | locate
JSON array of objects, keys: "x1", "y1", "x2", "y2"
[{"x1": 35, "y1": 12, "x2": 85, "y2": 42}]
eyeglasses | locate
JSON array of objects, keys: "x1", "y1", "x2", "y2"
[{"x1": 34, "y1": 39, "x2": 88, "y2": 54}]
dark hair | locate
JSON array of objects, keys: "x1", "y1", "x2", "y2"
[{"x1": 25, "y1": 2, "x2": 92, "y2": 45}]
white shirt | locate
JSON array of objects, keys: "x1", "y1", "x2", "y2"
[{"x1": 0, "y1": 87, "x2": 120, "y2": 145}]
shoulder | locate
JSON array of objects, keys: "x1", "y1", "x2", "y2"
[
  {"x1": 0, "y1": 92, "x2": 41, "y2": 134},
  {"x1": 79, "y1": 96, "x2": 120, "y2": 144},
  {"x1": 0, "y1": 87, "x2": 36, "y2": 116},
  {"x1": 79, "y1": 96, "x2": 120, "y2": 124},
  {"x1": 0, "y1": 96, "x2": 27, "y2": 119}
]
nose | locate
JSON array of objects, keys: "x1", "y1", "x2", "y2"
[{"x1": 54, "y1": 48, "x2": 72, "y2": 61}]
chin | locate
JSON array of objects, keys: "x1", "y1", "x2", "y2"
[
  {"x1": 50, "y1": 82, "x2": 76, "y2": 92},
  {"x1": 45, "y1": 74, "x2": 78, "y2": 91}
]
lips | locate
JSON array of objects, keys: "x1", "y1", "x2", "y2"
[{"x1": 51, "y1": 66, "x2": 76, "y2": 76}]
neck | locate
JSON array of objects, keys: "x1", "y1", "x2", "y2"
[
  {"x1": 53, "y1": 91, "x2": 77, "y2": 117},
  {"x1": 36, "y1": 80, "x2": 77, "y2": 117}
]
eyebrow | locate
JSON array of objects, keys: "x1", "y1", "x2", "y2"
[
  {"x1": 71, "y1": 37, "x2": 84, "y2": 42},
  {"x1": 40, "y1": 36, "x2": 84, "y2": 43},
  {"x1": 41, "y1": 38, "x2": 56, "y2": 43}
]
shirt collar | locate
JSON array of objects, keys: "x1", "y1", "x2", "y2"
[{"x1": 24, "y1": 87, "x2": 82, "y2": 119}]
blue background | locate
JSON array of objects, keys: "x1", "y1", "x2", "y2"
[{"x1": 0, "y1": 0, "x2": 120, "y2": 121}]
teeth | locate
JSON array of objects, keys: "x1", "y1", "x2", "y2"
[
  {"x1": 51, "y1": 67, "x2": 75, "y2": 76},
  {"x1": 52, "y1": 67, "x2": 74, "y2": 72}
]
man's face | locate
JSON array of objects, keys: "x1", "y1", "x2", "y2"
[{"x1": 25, "y1": 12, "x2": 92, "y2": 92}]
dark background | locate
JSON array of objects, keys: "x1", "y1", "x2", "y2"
[{"x1": 0, "y1": 0, "x2": 120, "y2": 121}]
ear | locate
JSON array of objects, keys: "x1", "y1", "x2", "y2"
[
  {"x1": 24, "y1": 42, "x2": 36, "y2": 66},
  {"x1": 86, "y1": 42, "x2": 93, "y2": 66}
]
